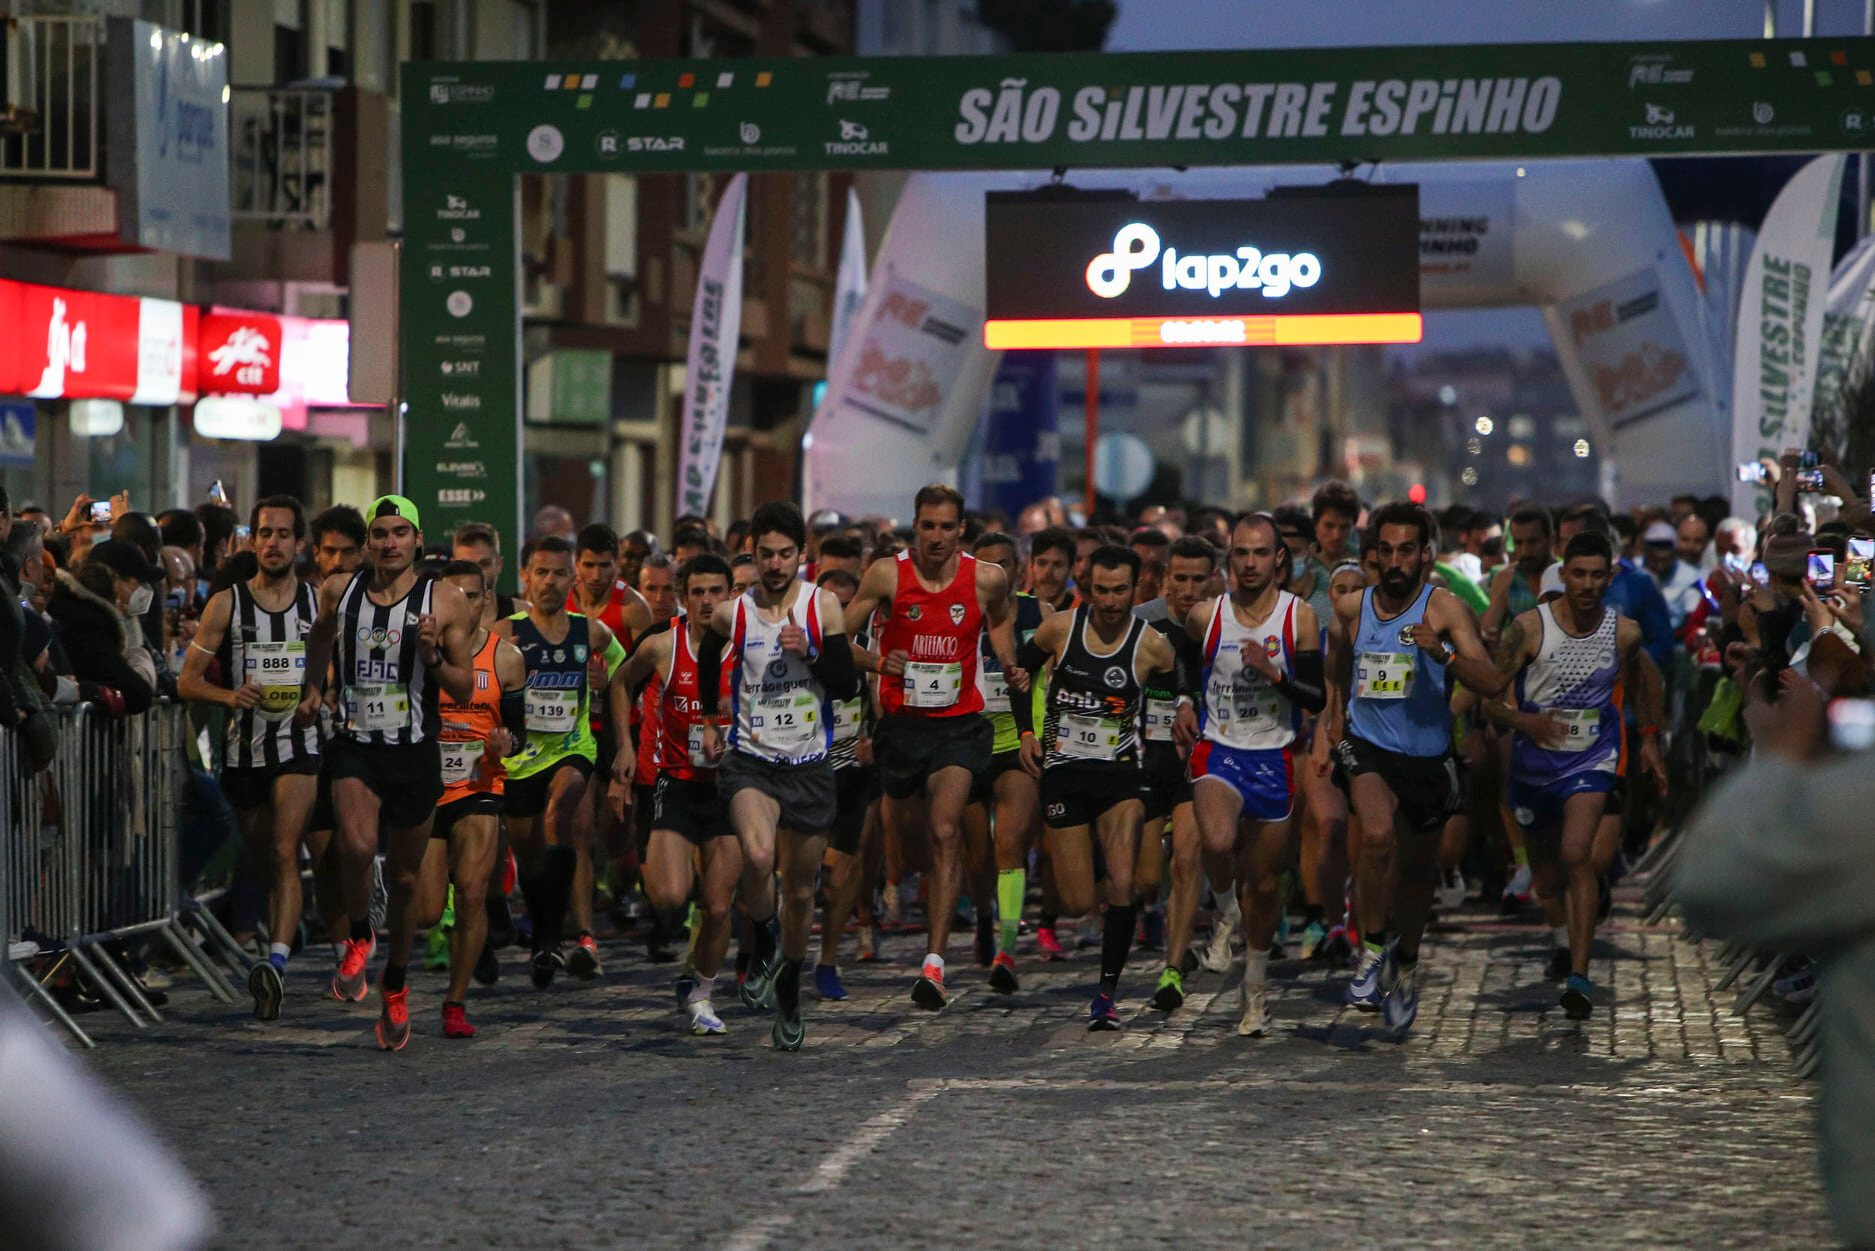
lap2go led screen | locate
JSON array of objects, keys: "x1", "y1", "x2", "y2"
[{"x1": 984, "y1": 184, "x2": 1421, "y2": 350}]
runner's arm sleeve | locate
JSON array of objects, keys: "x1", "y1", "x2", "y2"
[
  {"x1": 1273, "y1": 649, "x2": 1326, "y2": 714},
  {"x1": 603, "y1": 634, "x2": 628, "y2": 681},
  {"x1": 696, "y1": 626, "x2": 729, "y2": 717},
  {"x1": 1010, "y1": 638, "x2": 1052, "y2": 739},
  {"x1": 1174, "y1": 633, "x2": 1202, "y2": 701},
  {"x1": 500, "y1": 689, "x2": 527, "y2": 741},
  {"x1": 809, "y1": 637, "x2": 861, "y2": 700}
]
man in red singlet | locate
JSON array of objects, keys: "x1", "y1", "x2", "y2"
[{"x1": 845, "y1": 483, "x2": 1017, "y2": 1009}]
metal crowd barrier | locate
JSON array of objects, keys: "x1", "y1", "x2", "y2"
[{"x1": 3, "y1": 702, "x2": 244, "y2": 1048}]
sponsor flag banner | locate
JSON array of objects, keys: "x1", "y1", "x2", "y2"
[
  {"x1": 1729, "y1": 154, "x2": 1844, "y2": 514},
  {"x1": 678, "y1": 172, "x2": 747, "y2": 518},
  {"x1": 828, "y1": 186, "x2": 868, "y2": 374},
  {"x1": 834, "y1": 272, "x2": 975, "y2": 436},
  {"x1": 1556, "y1": 267, "x2": 1702, "y2": 430},
  {"x1": 1813, "y1": 234, "x2": 1875, "y2": 426}
]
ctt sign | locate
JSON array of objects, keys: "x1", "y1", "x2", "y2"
[{"x1": 983, "y1": 186, "x2": 1420, "y2": 350}]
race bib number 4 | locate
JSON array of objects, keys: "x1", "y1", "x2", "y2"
[
  {"x1": 1543, "y1": 706, "x2": 1601, "y2": 752},
  {"x1": 441, "y1": 739, "x2": 485, "y2": 785},
  {"x1": 1355, "y1": 652, "x2": 1415, "y2": 701},
  {"x1": 525, "y1": 689, "x2": 579, "y2": 734},
  {"x1": 752, "y1": 690, "x2": 821, "y2": 754},
  {"x1": 904, "y1": 661, "x2": 962, "y2": 709},
  {"x1": 1058, "y1": 712, "x2": 1123, "y2": 761},
  {"x1": 347, "y1": 682, "x2": 409, "y2": 734},
  {"x1": 245, "y1": 640, "x2": 307, "y2": 722}
]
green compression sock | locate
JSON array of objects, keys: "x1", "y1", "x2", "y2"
[{"x1": 997, "y1": 868, "x2": 1026, "y2": 956}]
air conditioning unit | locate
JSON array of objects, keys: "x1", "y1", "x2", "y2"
[{"x1": 1, "y1": 18, "x2": 42, "y2": 135}]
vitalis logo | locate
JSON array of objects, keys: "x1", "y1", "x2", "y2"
[
  {"x1": 1631, "y1": 102, "x2": 1692, "y2": 140},
  {"x1": 825, "y1": 119, "x2": 887, "y2": 157},
  {"x1": 441, "y1": 392, "x2": 481, "y2": 410}
]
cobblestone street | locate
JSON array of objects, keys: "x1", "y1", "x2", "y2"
[{"x1": 77, "y1": 888, "x2": 1827, "y2": 1248}]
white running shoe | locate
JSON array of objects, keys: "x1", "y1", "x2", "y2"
[
  {"x1": 1238, "y1": 981, "x2": 1271, "y2": 1037},
  {"x1": 687, "y1": 997, "x2": 726, "y2": 1036},
  {"x1": 1437, "y1": 868, "x2": 1467, "y2": 912},
  {"x1": 1198, "y1": 919, "x2": 1235, "y2": 974}
]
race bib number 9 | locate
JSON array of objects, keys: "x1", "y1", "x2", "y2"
[
  {"x1": 904, "y1": 661, "x2": 962, "y2": 709},
  {"x1": 1058, "y1": 712, "x2": 1123, "y2": 761},
  {"x1": 1355, "y1": 651, "x2": 1415, "y2": 701}
]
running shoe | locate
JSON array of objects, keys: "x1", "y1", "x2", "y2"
[
  {"x1": 1238, "y1": 981, "x2": 1272, "y2": 1037},
  {"x1": 988, "y1": 952, "x2": 1019, "y2": 995},
  {"x1": 441, "y1": 1001, "x2": 475, "y2": 1039},
  {"x1": 687, "y1": 997, "x2": 726, "y2": 1035},
  {"x1": 1198, "y1": 918, "x2": 1234, "y2": 974},
  {"x1": 422, "y1": 924, "x2": 450, "y2": 971},
  {"x1": 568, "y1": 933, "x2": 603, "y2": 980},
  {"x1": 856, "y1": 924, "x2": 879, "y2": 962},
  {"x1": 1035, "y1": 925, "x2": 1066, "y2": 961},
  {"x1": 1346, "y1": 946, "x2": 1386, "y2": 1011},
  {"x1": 1150, "y1": 965, "x2": 1185, "y2": 1012},
  {"x1": 740, "y1": 956, "x2": 777, "y2": 1010},
  {"x1": 1499, "y1": 864, "x2": 1533, "y2": 915},
  {"x1": 248, "y1": 961, "x2": 283, "y2": 1022},
  {"x1": 1321, "y1": 924, "x2": 1355, "y2": 966},
  {"x1": 974, "y1": 915, "x2": 995, "y2": 967},
  {"x1": 1560, "y1": 974, "x2": 1594, "y2": 1021},
  {"x1": 813, "y1": 963, "x2": 848, "y2": 1001},
  {"x1": 1382, "y1": 954, "x2": 1419, "y2": 1036},
  {"x1": 530, "y1": 947, "x2": 566, "y2": 990},
  {"x1": 1138, "y1": 908, "x2": 1165, "y2": 953},
  {"x1": 1546, "y1": 945, "x2": 1572, "y2": 982},
  {"x1": 375, "y1": 985, "x2": 411, "y2": 1052},
  {"x1": 1297, "y1": 920, "x2": 1329, "y2": 962},
  {"x1": 1087, "y1": 992, "x2": 1122, "y2": 1031},
  {"x1": 772, "y1": 1008, "x2": 806, "y2": 1052},
  {"x1": 330, "y1": 933, "x2": 375, "y2": 1003},
  {"x1": 674, "y1": 970, "x2": 698, "y2": 1007},
  {"x1": 1437, "y1": 868, "x2": 1468, "y2": 912},
  {"x1": 472, "y1": 941, "x2": 500, "y2": 986},
  {"x1": 911, "y1": 961, "x2": 949, "y2": 1011}
]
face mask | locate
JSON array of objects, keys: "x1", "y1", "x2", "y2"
[{"x1": 128, "y1": 584, "x2": 154, "y2": 616}]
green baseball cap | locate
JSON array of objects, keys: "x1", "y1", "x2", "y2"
[{"x1": 368, "y1": 494, "x2": 421, "y2": 530}]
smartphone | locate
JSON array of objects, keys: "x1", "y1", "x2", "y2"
[
  {"x1": 234, "y1": 524, "x2": 252, "y2": 542},
  {"x1": 1807, "y1": 549, "x2": 1836, "y2": 593},
  {"x1": 1829, "y1": 698, "x2": 1875, "y2": 752},
  {"x1": 1749, "y1": 560, "x2": 1769, "y2": 586},
  {"x1": 1796, "y1": 468, "x2": 1825, "y2": 492},
  {"x1": 1847, "y1": 537, "x2": 1874, "y2": 591},
  {"x1": 1735, "y1": 461, "x2": 1771, "y2": 484},
  {"x1": 88, "y1": 500, "x2": 111, "y2": 523}
]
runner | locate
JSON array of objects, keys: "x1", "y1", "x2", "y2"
[
  {"x1": 1298, "y1": 561, "x2": 1372, "y2": 964},
  {"x1": 452, "y1": 522, "x2": 524, "y2": 618},
  {"x1": 963, "y1": 531, "x2": 1044, "y2": 994},
  {"x1": 177, "y1": 495, "x2": 322, "y2": 1021},
  {"x1": 492, "y1": 535, "x2": 631, "y2": 989},
  {"x1": 1010, "y1": 544, "x2": 1179, "y2": 1029},
  {"x1": 843, "y1": 484, "x2": 1017, "y2": 1009},
  {"x1": 295, "y1": 495, "x2": 479, "y2": 1051},
  {"x1": 1139, "y1": 535, "x2": 1220, "y2": 1012},
  {"x1": 413, "y1": 560, "x2": 526, "y2": 1037},
  {"x1": 695, "y1": 501, "x2": 861, "y2": 1050},
  {"x1": 1487, "y1": 530, "x2": 1666, "y2": 1019},
  {"x1": 308, "y1": 505, "x2": 365, "y2": 584},
  {"x1": 1184, "y1": 514, "x2": 1325, "y2": 1035},
  {"x1": 809, "y1": 565, "x2": 876, "y2": 1000},
  {"x1": 1323, "y1": 501, "x2": 1505, "y2": 1039},
  {"x1": 614, "y1": 553, "x2": 741, "y2": 1035}
]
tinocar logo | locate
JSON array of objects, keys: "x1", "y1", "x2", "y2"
[{"x1": 1085, "y1": 223, "x2": 1323, "y2": 300}]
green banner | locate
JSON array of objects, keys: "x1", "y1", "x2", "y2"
[
  {"x1": 405, "y1": 39, "x2": 1874, "y2": 177},
  {"x1": 399, "y1": 167, "x2": 521, "y2": 560}
]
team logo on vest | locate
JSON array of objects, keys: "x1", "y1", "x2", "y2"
[
  {"x1": 1104, "y1": 665, "x2": 1128, "y2": 689},
  {"x1": 906, "y1": 605, "x2": 923, "y2": 622},
  {"x1": 949, "y1": 603, "x2": 966, "y2": 626},
  {"x1": 355, "y1": 625, "x2": 402, "y2": 648},
  {"x1": 1398, "y1": 626, "x2": 1418, "y2": 647},
  {"x1": 574, "y1": 644, "x2": 588, "y2": 663},
  {"x1": 1265, "y1": 635, "x2": 1282, "y2": 657},
  {"x1": 766, "y1": 658, "x2": 789, "y2": 679}
]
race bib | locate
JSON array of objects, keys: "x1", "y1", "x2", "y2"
[
  {"x1": 904, "y1": 660, "x2": 962, "y2": 709},
  {"x1": 752, "y1": 689, "x2": 821, "y2": 754},
  {"x1": 441, "y1": 739, "x2": 485, "y2": 785},
  {"x1": 1143, "y1": 697, "x2": 1180, "y2": 743},
  {"x1": 1219, "y1": 683, "x2": 1282, "y2": 729},
  {"x1": 832, "y1": 696, "x2": 864, "y2": 744},
  {"x1": 245, "y1": 640, "x2": 306, "y2": 722},
  {"x1": 525, "y1": 689, "x2": 579, "y2": 734},
  {"x1": 980, "y1": 668, "x2": 1011, "y2": 713},
  {"x1": 1543, "y1": 706, "x2": 1601, "y2": 752},
  {"x1": 1058, "y1": 712, "x2": 1123, "y2": 761},
  {"x1": 347, "y1": 682, "x2": 409, "y2": 734},
  {"x1": 1355, "y1": 651, "x2": 1415, "y2": 701},
  {"x1": 687, "y1": 721, "x2": 711, "y2": 768}
]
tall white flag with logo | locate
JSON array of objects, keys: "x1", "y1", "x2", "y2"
[
  {"x1": 678, "y1": 173, "x2": 747, "y2": 518},
  {"x1": 829, "y1": 186, "x2": 868, "y2": 377},
  {"x1": 1812, "y1": 233, "x2": 1875, "y2": 429},
  {"x1": 1729, "y1": 154, "x2": 1844, "y2": 515}
]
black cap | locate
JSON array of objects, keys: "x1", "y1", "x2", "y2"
[{"x1": 86, "y1": 539, "x2": 166, "y2": 584}]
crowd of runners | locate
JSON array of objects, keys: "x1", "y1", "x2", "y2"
[{"x1": 83, "y1": 454, "x2": 1866, "y2": 1053}]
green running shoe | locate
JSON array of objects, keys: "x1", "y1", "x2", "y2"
[{"x1": 1149, "y1": 965, "x2": 1185, "y2": 1012}]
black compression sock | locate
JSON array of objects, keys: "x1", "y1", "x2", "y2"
[
  {"x1": 1100, "y1": 905, "x2": 1137, "y2": 996},
  {"x1": 518, "y1": 873, "x2": 544, "y2": 944},
  {"x1": 775, "y1": 957, "x2": 804, "y2": 1018},
  {"x1": 349, "y1": 919, "x2": 372, "y2": 943},
  {"x1": 537, "y1": 847, "x2": 578, "y2": 952},
  {"x1": 754, "y1": 916, "x2": 779, "y2": 969},
  {"x1": 382, "y1": 962, "x2": 407, "y2": 993}
]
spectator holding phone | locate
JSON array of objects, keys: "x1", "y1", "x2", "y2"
[{"x1": 47, "y1": 539, "x2": 160, "y2": 715}]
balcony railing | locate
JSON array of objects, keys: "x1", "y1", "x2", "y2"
[
  {"x1": 0, "y1": 16, "x2": 103, "y2": 180},
  {"x1": 229, "y1": 87, "x2": 331, "y2": 228}
]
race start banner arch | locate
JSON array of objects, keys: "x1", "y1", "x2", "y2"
[{"x1": 400, "y1": 38, "x2": 1875, "y2": 546}]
